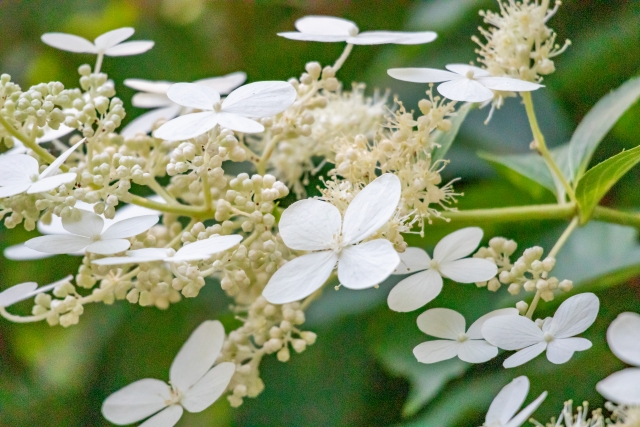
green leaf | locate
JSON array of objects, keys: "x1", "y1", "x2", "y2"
[
  {"x1": 575, "y1": 144, "x2": 640, "y2": 223},
  {"x1": 432, "y1": 102, "x2": 473, "y2": 162},
  {"x1": 478, "y1": 145, "x2": 571, "y2": 200},
  {"x1": 568, "y1": 76, "x2": 640, "y2": 182}
]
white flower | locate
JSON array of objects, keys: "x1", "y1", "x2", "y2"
[
  {"x1": 0, "y1": 138, "x2": 84, "y2": 198},
  {"x1": 278, "y1": 16, "x2": 437, "y2": 45},
  {"x1": 102, "y1": 320, "x2": 235, "y2": 427},
  {"x1": 92, "y1": 234, "x2": 243, "y2": 266},
  {"x1": 153, "y1": 81, "x2": 297, "y2": 141},
  {"x1": 121, "y1": 72, "x2": 247, "y2": 137},
  {"x1": 596, "y1": 312, "x2": 640, "y2": 405},
  {"x1": 41, "y1": 27, "x2": 153, "y2": 57},
  {"x1": 262, "y1": 173, "x2": 402, "y2": 305},
  {"x1": 0, "y1": 275, "x2": 72, "y2": 308},
  {"x1": 414, "y1": 307, "x2": 518, "y2": 364},
  {"x1": 483, "y1": 376, "x2": 547, "y2": 427},
  {"x1": 25, "y1": 209, "x2": 159, "y2": 255},
  {"x1": 387, "y1": 64, "x2": 543, "y2": 103},
  {"x1": 388, "y1": 227, "x2": 497, "y2": 312},
  {"x1": 4, "y1": 198, "x2": 164, "y2": 261},
  {"x1": 482, "y1": 293, "x2": 599, "y2": 368}
]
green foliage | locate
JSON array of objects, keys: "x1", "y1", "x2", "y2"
[
  {"x1": 568, "y1": 77, "x2": 640, "y2": 182},
  {"x1": 432, "y1": 102, "x2": 473, "y2": 162},
  {"x1": 575, "y1": 145, "x2": 640, "y2": 223}
]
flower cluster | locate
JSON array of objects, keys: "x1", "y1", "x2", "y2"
[{"x1": 0, "y1": 1, "x2": 635, "y2": 424}]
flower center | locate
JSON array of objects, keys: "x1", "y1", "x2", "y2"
[
  {"x1": 457, "y1": 333, "x2": 468, "y2": 343},
  {"x1": 348, "y1": 26, "x2": 359, "y2": 37},
  {"x1": 543, "y1": 332, "x2": 554, "y2": 343},
  {"x1": 465, "y1": 70, "x2": 475, "y2": 79},
  {"x1": 29, "y1": 174, "x2": 39, "y2": 182},
  {"x1": 165, "y1": 385, "x2": 182, "y2": 406},
  {"x1": 429, "y1": 259, "x2": 440, "y2": 270},
  {"x1": 329, "y1": 234, "x2": 345, "y2": 253},
  {"x1": 212, "y1": 101, "x2": 222, "y2": 112}
]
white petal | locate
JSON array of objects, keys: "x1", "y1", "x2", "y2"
[
  {"x1": 41, "y1": 33, "x2": 97, "y2": 53},
  {"x1": 222, "y1": 81, "x2": 296, "y2": 118},
  {"x1": 138, "y1": 405, "x2": 183, "y2": 427},
  {"x1": 546, "y1": 337, "x2": 592, "y2": 364},
  {"x1": 486, "y1": 376, "x2": 529, "y2": 426},
  {"x1": 166, "y1": 82, "x2": 219, "y2": 110},
  {"x1": 351, "y1": 31, "x2": 436, "y2": 45},
  {"x1": 262, "y1": 251, "x2": 338, "y2": 304},
  {"x1": 505, "y1": 391, "x2": 548, "y2": 427},
  {"x1": 607, "y1": 312, "x2": 640, "y2": 366},
  {"x1": 439, "y1": 258, "x2": 497, "y2": 283},
  {"x1": 105, "y1": 41, "x2": 154, "y2": 56},
  {"x1": 127, "y1": 248, "x2": 172, "y2": 259},
  {"x1": 39, "y1": 138, "x2": 85, "y2": 179},
  {"x1": 101, "y1": 378, "x2": 171, "y2": 425},
  {"x1": 172, "y1": 235, "x2": 242, "y2": 262},
  {"x1": 387, "y1": 68, "x2": 457, "y2": 83},
  {"x1": 445, "y1": 64, "x2": 491, "y2": 77},
  {"x1": 416, "y1": 308, "x2": 465, "y2": 339},
  {"x1": 393, "y1": 247, "x2": 430, "y2": 274},
  {"x1": 279, "y1": 199, "x2": 340, "y2": 251},
  {"x1": 94, "y1": 27, "x2": 134, "y2": 50},
  {"x1": 121, "y1": 106, "x2": 182, "y2": 137},
  {"x1": 0, "y1": 183, "x2": 32, "y2": 197},
  {"x1": 413, "y1": 340, "x2": 460, "y2": 364},
  {"x1": 596, "y1": 368, "x2": 640, "y2": 405},
  {"x1": 458, "y1": 340, "x2": 498, "y2": 363},
  {"x1": 38, "y1": 124, "x2": 75, "y2": 143},
  {"x1": 153, "y1": 111, "x2": 218, "y2": 141},
  {"x1": 37, "y1": 201, "x2": 93, "y2": 235},
  {"x1": 277, "y1": 32, "x2": 349, "y2": 42},
  {"x1": 132, "y1": 93, "x2": 173, "y2": 108},
  {"x1": 548, "y1": 293, "x2": 599, "y2": 338},
  {"x1": 195, "y1": 72, "x2": 247, "y2": 95},
  {"x1": 92, "y1": 254, "x2": 162, "y2": 266},
  {"x1": 338, "y1": 240, "x2": 400, "y2": 290},
  {"x1": 86, "y1": 239, "x2": 131, "y2": 255},
  {"x1": 294, "y1": 16, "x2": 358, "y2": 36},
  {"x1": 433, "y1": 227, "x2": 484, "y2": 263},
  {"x1": 101, "y1": 215, "x2": 159, "y2": 239},
  {"x1": 341, "y1": 173, "x2": 401, "y2": 244},
  {"x1": 503, "y1": 342, "x2": 548, "y2": 368},
  {"x1": 25, "y1": 235, "x2": 91, "y2": 254},
  {"x1": 124, "y1": 79, "x2": 173, "y2": 94},
  {"x1": 27, "y1": 173, "x2": 77, "y2": 194},
  {"x1": 387, "y1": 269, "x2": 442, "y2": 312},
  {"x1": 0, "y1": 154, "x2": 37, "y2": 186},
  {"x1": 477, "y1": 76, "x2": 543, "y2": 92},
  {"x1": 0, "y1": 282, "x2": 37, "y2": 307},
  {"x1": 0, "y1": 276, "x2": 70, "y2": 307},
  {"x1": 467, "y1": 308, "x2": 519, "y2": 340},
  {"x1": 437, "y1": 79, "x2": 494, "y2": 102},
  {"x1": 482, "y1": 315, "x2": 543, "y2": 350},
  {"x1": 216, "y1": 112, "x2": 265, "y2": 134},
  {"x1": 181, "y1": 362, "x2": 235, "y2": 413},
  {"x1": 62, "y1": 209, "x2": 104, "y2": 237},
  {"x1": 4, "y1": 244, "x2": 54, "y2": 261},
  {"x1": 170, "y1": 320, "x2": 226, "y2": 391}
]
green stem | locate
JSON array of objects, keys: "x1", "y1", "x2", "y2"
[
  {"x1": 146, "y1": 179, "x2": 178, "y2": 205},
  {"x1": 128, "y1": 194, "x2": 214, "y2": 218},
  {"x1": 592, "y1": 206, "x2": 640, "y2": 228},
  {"x1": 441, "y1": 203, "x2": 576, "y2": 223},
  {"x1": 0, "y1": 115, "x2": 67, "y2": 170},
  {"x1": 521, "y1": 92, "x2": 576, "y2": 204},
  {"x1": 94, "y1": 52, "x2": 104, "y2": 74},
  {"x1": 256, "y1": 134, "x2": 282, "y2": 175},
  {"x1": 333, "y1": 43, "x2": 354, "y2": 72},
  {"x1": 525, "y1": 216, "x2": 579, "y2": 319}
]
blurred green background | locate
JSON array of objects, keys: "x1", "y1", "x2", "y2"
[{"x1": 1, "y1": 0, "x2": 640, "y2": 425}]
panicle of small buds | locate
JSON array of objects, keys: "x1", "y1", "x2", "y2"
[
  {"x1": 530, "y1": 400, "x2": 605, "y2": 427},
  {"x1": 475, "y1": 239, "x2": 572, "y2": 301},
  {"x1": 604, "y1": 402, "x2": 640, "y2": 426}
]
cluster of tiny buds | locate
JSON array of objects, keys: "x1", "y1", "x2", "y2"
[
  {"x1": 30, "y1": 279, "x2": 84, "y2": 327},
  {"x1": 222, "y1": 296, "x2": 317, "y2": 407},
  {"x1": 475, "y1": 239, "x2": 573, "y2": 304}
]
